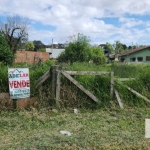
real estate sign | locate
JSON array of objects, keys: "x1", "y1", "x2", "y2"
[{"x1": 8, "y1": 68, "x2": 30, "y2": 99}]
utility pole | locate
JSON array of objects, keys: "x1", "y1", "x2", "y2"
[
  {"x1": 52, "y1": 38, "x2": 53, "y2": 58},
  {"x1": 77, "y1": 33, "x2": 79, "y2": 42},
  {"x1": 5, "y1": 24, "x2": 8, "y2": 33}
]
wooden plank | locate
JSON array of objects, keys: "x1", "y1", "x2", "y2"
[
  {"x1": 56, "y1": 71, "x2": 61, "y2": 108},
  {"x1": 118, "y1": 78, "x2": 136, "y2": 81},
  {"x1": 35, "y1": 70, "x2": 50, "y2": 88},
  {"x1": 114, "y1": 89, "x2": 123, "y2": 109},
  {"x1": 110, "y1": 72, "x2": 114, "y2": 99},
  {"x1": 61, "y1": 71, "x2": 101, "y2": 104},
  {"x1": 65, "y1": 71, "x2": 110, "y2": 75},
  {"x1": 126, "y1": 86, "x2": 150, "y2": 104}
]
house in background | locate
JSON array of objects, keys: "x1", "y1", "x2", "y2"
[
  {"x1": 118, "y1": 46, "x2": 150, "y2": 63},
  {"x1": 46, "y1": 48, "x2": 65, "y2": 59},
  {"x1": 46, "y1": 43, "x2": 65, "y2": 59}
]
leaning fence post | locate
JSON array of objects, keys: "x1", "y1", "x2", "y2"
[{"x1": 110, "y1": 72, "x2": 114, "y2": 99}]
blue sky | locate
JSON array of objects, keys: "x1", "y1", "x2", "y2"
[{"x1": 0, "y1": 0, "x2": 150, "y2": 46}]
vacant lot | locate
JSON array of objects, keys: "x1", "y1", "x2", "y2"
[{"x1": 0, "y1": 107, "x2": 150, "y2": 150}]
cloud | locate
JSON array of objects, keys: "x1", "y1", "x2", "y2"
[
  {"x1": 119, "y1": 17, "x2": 144, "y2": 28},
  {"x1": 0, "y1": 0, "x2": 150, "y2": 45}
]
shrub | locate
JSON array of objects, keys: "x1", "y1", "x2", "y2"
[
  {"x1": 58, "y1": 33, "x2": 91, "y2": 63},
  {"x1": 90, "y1": 46, "x2": 106, "y2": 65},
  {"x1": 25, "y1": 42, "x2": 35, "y2": 51}
]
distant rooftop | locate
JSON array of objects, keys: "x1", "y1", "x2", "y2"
[{"x1": 119, "y1": 46, "x2": 150, "y2": 56}]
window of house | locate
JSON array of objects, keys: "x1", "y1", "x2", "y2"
[
  {"x1": 121, "y1": 58, "x2": 125, "y2": 62},
  {"x1": 137, "y1": 57, "x2": 143, "y2": 62},
  {"x1": 146, "y1": 56, "x2": 150, "y2": 61},
  {"x1": 130, "y1": 57, "x2": 136, "y2": 62}
]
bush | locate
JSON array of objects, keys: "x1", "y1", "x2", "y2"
[
  {"x1": 90, "y1": 46, "x2": 106, "y2": 65},
  {"x1": 25, "y1": 42, "x2": 35, "y2": 51},
  {"x1": 58, "y1": 33, "x2": 91, "y2": 63},
  {"x1": 58, "y1": 34, "x2": 107, "y2": 65}
]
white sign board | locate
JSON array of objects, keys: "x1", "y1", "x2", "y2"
[
  {"x1": 145, "y1": 119, "x2": 150, "y2": 138},
  {"x1": 8, "y1": 68, "x2": 30, "y2": 99}
]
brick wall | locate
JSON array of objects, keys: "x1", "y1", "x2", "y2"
[
  {"x1": 14, "y1": 51, "x2": 50, "y2": 64},
  {"x1": 0, "y1": 93, "x2": 37, "y2": 109}
]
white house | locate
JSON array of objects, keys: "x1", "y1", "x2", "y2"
[{"x1": 46, "y1": 48, "x2": 65, "y2": 59}]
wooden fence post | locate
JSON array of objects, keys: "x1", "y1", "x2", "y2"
[
  {"x1": 56, "y1": 70, "x2": 61, "y2": 108},
  {"x1": 51, "y1": 65, "x2": 60, "y2": 107},
  {"x1": 110, "y1": 72, "x2": 114, "y2": 99}
]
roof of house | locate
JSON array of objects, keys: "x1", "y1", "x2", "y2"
[
  {"x1": 119, "y1": 46, "x2": 150, "y2": 57},
  {"x1": 109, "y1": 54, "x2": 120, "y2": 59}
]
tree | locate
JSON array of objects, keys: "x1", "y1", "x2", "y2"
[
  {"x1": 0, "y1": 15, "x2": 29, "y2": 54},
  {"x1": 58, "y1": 33, "x2": 91, "y2": 63},
  {"x1": 114, "y1": 41, "x2": 128, "y2": 53},
  {"x1": 58, "y1": 33, "x2": 107, "y2": 65},
  {"x1": 128, "y1": 45, "x2": 137, "y2": 49},
  {"x1": 104, "y1": 42, "x2": 115, "y2": 54},
  {"x1": 0, "y1": 34, "x2": 14, "y2": 65},
  {"x1": 33, "y1": 40, "x2": 46, "y2": 51},
  {"x1": 25, "y1": 42, "x2": 35, "y2": 50}
]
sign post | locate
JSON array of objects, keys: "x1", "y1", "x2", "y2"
[{"x1": 8, "y1": 68, "x2": 30, "y2": 99}]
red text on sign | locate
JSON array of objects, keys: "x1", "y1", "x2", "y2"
[{"x1": 9, "y1": 80, "x2": 30, "y2": 89}]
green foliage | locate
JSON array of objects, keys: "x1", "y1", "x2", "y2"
[
  {"x1": 112, "y1": 64, "x2": 150, "y2": 107},
  {"x1": 0, "y1": 34, "x2": 14, "y2": 65},
  {"x1": 111, "y1": 63, "x2": 143, "y2": 78},
  {"x1": 38, "y1": 48, "x2": 46, "y2": 52},
  {"x1": 0, "y1": 64, "x2": 9, "y2": 92},
  {"x1": 58, "y1": 34, "x2": 107, "y2": 65},
  {"x1": 25, "y1": 42, "x2": 35, "y2": 51},
  {"x1": 115, "y1": 41, "x2": 128, "y2": 53},
  {"x1": 61, "y1": 63, "x2": 150, "y2": 108},
  {"x1": 28, "y1": 60, "x2": 54, "y2": 95},
  {"x1": 75, "y1": 75, "x2": 110, "y2": 106},
  {"x1": 90, "y1": 46, "x2": 106, "y2": 65},
  {"x1": 126, "y1": 65, "x2": 150, "y2": 99},
  {"x1": 58, "y1": 33, "x2": 91, "y2": 63},
  {"x1": 0, "y1": 60, "x2": 54, "y2": 94},
  {"x1": 67, "y1": 62, "x2": 111, "y2": 71},
  {"x1": 105, "y1": 42, "x2": 115, "y2": 54},
  {"x1": 33, "y1": 40, "x2": 46, "y2": 51},
  {"x1": 1, "y1": 61, "x2": 150, "y2": 109}
]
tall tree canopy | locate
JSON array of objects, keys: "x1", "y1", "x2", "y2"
[
  {"x1": 33, "y1": 40, "x2": 46, "y2": 51},
  {"x1": 114, "y1": 41, "x2": 127, "y2": 53},
  {"x1": 0, "y1": 15, "x2": 29, "y2": 54}
]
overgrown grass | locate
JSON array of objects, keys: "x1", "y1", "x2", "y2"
[
  {"x1": 1, "y1": 62, "x2": 150, "y2": 109},
  {"x1": 58, "y1": 62, "x2": 150, "y2": 108},
  {"x1": 0, "y1": 60, "x2": 54, "y2": 94},
  {"x1": 65, "y1": 62, "x2": 111, "y2": 72},
  {"x1": 0, "y1": 107, "x2": 150, "y2": 149}
]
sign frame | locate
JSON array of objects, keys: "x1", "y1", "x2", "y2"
[{"x1": 8, "y1": 68, "x2": 30, "y2": 99}]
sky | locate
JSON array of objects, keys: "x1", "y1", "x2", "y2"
[{"x1": 0, "y1": 0, "x2": 150, "y2": 46}]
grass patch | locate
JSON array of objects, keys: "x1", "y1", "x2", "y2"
[{"x1": 0, "y1": 107, "x2": 150, "y2": 149}]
